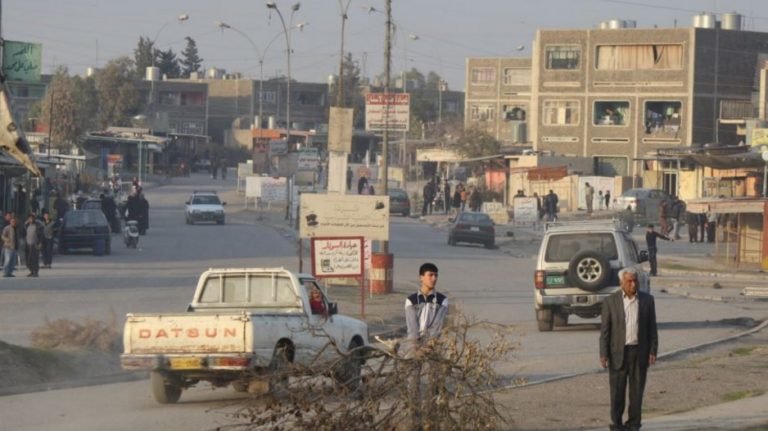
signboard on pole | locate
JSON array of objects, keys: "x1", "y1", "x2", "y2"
[
  {"x1": 328, "y1": 107, "x2": 353, "y2": 152},
  {"x1": 245, "y1": 176, "x2": 287, "y2": 202},
  {"x1": 310, "y1": 237, "x2": 364, "y2": 278},
  {"x1": 365, "y1": 93, "x2": 410, "y2": 132},
  {"x1": 3, "y1": 41, "x2": 42, "y2": 82},
  {"x1": 297, "y1": 147, "x2": 319, "y2": 171},
  {"x1": 300, "y1": 194, "x2": 390, "y2": 241},
  {"x1": 512, "y1": 197, "x2": 538, "y2": 223}
]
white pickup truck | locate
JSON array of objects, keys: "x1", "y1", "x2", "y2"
[{"x1": 121, "y1": 267, "x2": 370, "y2": 404}]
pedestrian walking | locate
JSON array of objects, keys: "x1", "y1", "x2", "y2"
[
  {"x1": 545, "y1": 189, "x2": 559, "y2": 222},
  {"x1": 346, "y1": 166, "x2": 353, "y2": 191},
  {"x1": 41, "y1": 211, "x2": 55, "y2": 269},
  {"x1": 2, "y1": 216, "x2": 19, "y2": 277},
  {"x1": 600, "y1": 267, "x2": 658, "y2": 431},
  {"x1": 706, "y1": 212, "x2": 717, "y2": 243},
  {"x1": 405, "y1": 262, "x2": 449, "y2": 429},
  {"x1": 605, "y1": 190, "x2": 611, "y2": 210},
  {"x1": 645, "y1": 224, "x2": 672, "y2": 276},
  {"x1": 451, "y1": 183, "x2": 463, "y2": 216},
  {"x1": 443, "y1": 180, "x2": 451, "y2": 215},
  {"x1": 599, "y1": 190, "x2": 604, "y2": 210},
  {"x1": 24, "y1": 213, "x2": 43, "y2": 277},
  {"x1": 469, "y1": 187, "x2": 483, "y2": 212},
  {"x1": 686, "y1": 210, "x2": 699, "y2": 243},
  {"x1": 585, "y1": 182, "x2": 595, "y2": 215},
  {"x1": 358, "y1": 176, "x2": 368, "y2": 195},
  {"x1": 697, "y1": 213, "x2": 707, "y2": 243},
  {"x1": 533, "y1": 192, "x2": 543, "y2": 221},
  {"x1": 670, "y1": 196, "x2": 684, "y2": 240},
  {"x1": 422, "y1": 179, "x2": 435, "y2": 216},
  {"x1": 658, "y1": 198, "x2": 670, "y2": 235}
]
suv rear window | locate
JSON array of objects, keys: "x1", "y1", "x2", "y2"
[{"x1": 545, "y1": 233, "x2": 618, "y2": 262}]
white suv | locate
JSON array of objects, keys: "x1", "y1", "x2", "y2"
[{"x1": 534, "y1": 221, "x2": 650, "y2": 332}]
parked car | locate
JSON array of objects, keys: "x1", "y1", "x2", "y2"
[
  {"x1": 533, "y1": 220, "x2": 649, "y2": 332},
  {"x1": 185, "y1": 191, "x2": 226, "y2": 225},
  {"x1": 58, "y1": 209, "x2": 111, "y2": 255},
  {"x1": 447, "y1": 211, "x2": 495, "y2": 248},
  {"x1": 80, "y1": 199, "x2": 102, "y2": 211},
  {"x1": 388, "y1": 188, "x2": 410, "y2": 216},
  {"x1": 614, "y1": 188, "x2": 670, "y2": 221}
]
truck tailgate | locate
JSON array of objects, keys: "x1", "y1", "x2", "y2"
[{"x1": 124, "y1": 313, "x2": 250, "y2": 354}]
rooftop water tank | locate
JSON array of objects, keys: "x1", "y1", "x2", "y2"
[
  {"x1": 607, "y1": 19, "x2": 625, "y2": 29},
  {"x1": 693, "y1": 12, "x2": 717, "y2": 28},
  {"x1": 722, "y1": 12, "x2": 742, "y2": 30},
  {"x1": 145, "y1": 66, "x2": 160, "y2": 81}
]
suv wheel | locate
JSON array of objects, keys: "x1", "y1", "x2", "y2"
[
  {"x1": 567, "y1": 251, "x2": 611, "y2": 291},
  {"x1": 536, "y1": 308, "x2": 554, "y2": 332},
  {"x1": 553, "y1": 311, "x2": 569, "y2": 327}
]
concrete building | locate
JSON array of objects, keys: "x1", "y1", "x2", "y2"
[
  {"x1": 465, "y1": 14, "x2": 768, "y2": 197},
  {"x1": 135, "y1": 79, "x2": 208, "y2": 137},
  {"x1": 464, "y1": 57, "x2": 531, "y2": 146}
]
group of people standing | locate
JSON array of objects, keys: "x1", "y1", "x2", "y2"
[
  {"x1": 421, "y1": 178, "x2": 483, "y2": 217},
  {"x1": 584, "y1": 182, "x2": 612, "y2": 215},
  {"x1": 1, "y1": 211, "x2": 55, "y2": 278},
  {"x1": 658, "y1": 195, "x2": 716, "y2": 243}
]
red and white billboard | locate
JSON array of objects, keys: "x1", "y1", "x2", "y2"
[{"x1": 365, "y1": 93, "x2": 410, "y2": 132}]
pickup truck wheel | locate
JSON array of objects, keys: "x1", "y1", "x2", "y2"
[
  {"x1": 334, "y1": 339, "x2": 364, "y2": 392},
  {"x1": 567, "y1": 251, "x2": 611, "y2": 291},
  {"x1": 536, "y1": 309, "x2": 554, "y2": 332},
  {"x1": 269, "y1": 343, "x2": 293, "y2": 391},
  {"x1": 150, "y1": 371, "x2": 182, "y2": 404}
]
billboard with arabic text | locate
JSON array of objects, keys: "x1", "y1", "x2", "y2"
[{"x1": 3, "y1": 41, "x2": 42, "y2": 82}]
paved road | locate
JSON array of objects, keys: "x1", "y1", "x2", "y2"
[{"x1": 0, "y1": 173, "x2": 766, "y2": 430}]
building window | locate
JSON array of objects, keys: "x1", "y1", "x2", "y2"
[
  {"x1": 545, "y1": 45, "x2": 581, "y2": 70},
  {"x1": 470, "y1": 104, "x2": 495, "y2": 122},
  {"x1": 471, "y1": 67, "x2": 495, "y2": 85},
  {"x1": 180, "y1": 92, "x2": 205, "y2": 106},
  {"x1": 594, "y1": 101, "x2": 629, "y2": 126},
  {"x1": 159, "y1": 91, "x2": 180, "y2": 105},
  {"x1": 596, "y1": 44, "x2": 683, "y2": 70},
  {"x1": 502, "y1": 104, "x2": 527, "y2": 121},
  {"x1": 542, "y1": 100, "x2": 580, "y2": 125},
  {"x1": 503, "y1": 68, "x2": 530, "y2": 86},
  {"x1": 444, "y1": 101, "x2": 458, "y2": 113},
  {"x1": 296, "y1": 91, "x2": 322, "y2": 106},
  {"x1": 644, "y1": 101, "x2": 682, "y2": 134},
  {"x1": 262, "y1": 91, "x2": 276, "y2": 103}
]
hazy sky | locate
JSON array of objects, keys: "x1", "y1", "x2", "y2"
[{"x1": 4, "y1": 0, "x2": 768, "y2": 90}]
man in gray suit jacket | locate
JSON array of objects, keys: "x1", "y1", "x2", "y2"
[{"x1": 600, "y1": 267, "x2": 658, "y2": 431}]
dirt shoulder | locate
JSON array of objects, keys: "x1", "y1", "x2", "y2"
[{"x1": 495, "y1": 329, "x2": 768, "y2": 430}]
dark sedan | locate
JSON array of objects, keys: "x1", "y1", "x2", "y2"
[
  {"x1": 58, "y1": 210, "x2": 111, "y2": 255},
  {"x1": 388, "y1": 188, "x2": 410, "y2": 216},
  {"x1": 448, "y1": 211, "x2": 495, "y2": 248}
]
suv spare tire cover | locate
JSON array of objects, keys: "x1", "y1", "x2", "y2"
[{"x1": 567, "y1": 250, "x2": 611, "y2": 291}]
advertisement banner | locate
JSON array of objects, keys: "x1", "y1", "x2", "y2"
[
  {"x1": 328, "y1": 107, "x2": 353, "y2": 152},
  {"x1": 365, "y1": 93, "x2": 410, "y2": 132},
  {"x1": 310, "y1": 237, "x2": 364, "y2": 278},
  {"x1": 3, "y1": 41, "x2": 42, "y2": 82}
]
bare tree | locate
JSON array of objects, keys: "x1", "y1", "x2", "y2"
[{"x1": 222, "y1": 311, "x2": 512, "y2": 431}]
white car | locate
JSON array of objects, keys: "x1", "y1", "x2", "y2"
[{"x1": 185, "y1": 191, "x2": 226, "y2": 225}]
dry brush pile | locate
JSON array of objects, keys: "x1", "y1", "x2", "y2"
[{"x1": 222, "y1": 312, "x2": 514, "y2": 431}]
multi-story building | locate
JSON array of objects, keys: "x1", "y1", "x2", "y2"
[
  {"x1": 464, "y1": 58, "x2": 531, "y2": 145},
  {"x1": 466, "y1": 14, "x2": 768, "y2": 192},
  {"x1": 136, "y1": 79, "x2": 208, "y2": 136}
]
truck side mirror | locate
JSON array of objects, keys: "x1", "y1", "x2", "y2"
[
  {"x1": 328, "y1": 302, "x2": 338, "y2": 315},
  {"x1": 638, "y1": 250, "x2": 649, "y2": 263}
]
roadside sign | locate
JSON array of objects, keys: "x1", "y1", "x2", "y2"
[
  {"x1": 298, "y1": 148, "x2": 319, "y2": 171},
  {"x1": 310, "y1": 237, "x2": 364, "y2": 278},
  {"x1": 365, "y1": 93, "x2": 410, "y2": 132},
  {"x1": 300, "y1": 194, "x2": 390, "y2": 241}
]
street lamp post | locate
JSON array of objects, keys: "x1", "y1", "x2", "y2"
[
  {"x1": 266, "y1": 1, "x2": 302, "y2": 144},
  {"x1": 337, "y1": 0, "x2": 352, "y2": 107},
  {"x1": 401, "y1": 33, "x2": 418, "y2": 185}
]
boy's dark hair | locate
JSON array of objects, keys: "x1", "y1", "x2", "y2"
[
  {"x1": 647, "y1": 223, "x2": 654, "y2": 228},
  {"x1": 419, "y1": 262, "x2": 438, "y2": 275}
]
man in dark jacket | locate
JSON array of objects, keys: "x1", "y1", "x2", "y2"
[
  {"x1": 686, "y1": 211, "x2": 699, "y2": 243},
  {"x1": 600, "y1": 268, "x2": 658, "y2": 431},
  {"x1": 645, "y1": 224, "x2": 672, "y2": 276},
  {"x1": 422, "y1": 179, "x2": 435, "y2": 216}
]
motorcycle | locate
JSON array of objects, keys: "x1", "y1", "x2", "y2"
[{"x1": 124, "y1": 220, "x2": 140, "y2": 248}]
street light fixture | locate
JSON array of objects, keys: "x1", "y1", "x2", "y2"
[{"x1": 266, "y1": 1, "x2": 302, "y2": 145}]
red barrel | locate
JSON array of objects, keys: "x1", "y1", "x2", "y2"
[{"x1": 370, "y1": 253, "x2": 394, "y2": 295}]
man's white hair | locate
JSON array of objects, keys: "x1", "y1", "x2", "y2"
[{"x1": 619, "y1": 267, "x2": 638, "y2": 279}]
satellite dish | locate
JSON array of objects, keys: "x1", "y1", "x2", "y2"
[
  {"x1": 515, "y1": 45, "x2": 525, "y2": 51},
  {"x1": 761, "y1": 150, "x2": 768, "y2": 162}
]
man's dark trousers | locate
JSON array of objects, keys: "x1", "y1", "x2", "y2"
[
  {"x1": 648, "y1": 247, "x2": 658, "y2": 275},
  {"x1": 26, "y1": 245, "x2": 39, "y2": 276},
  {"x1": 610, "y1": 345, "x2": 648, "y2": 431}
]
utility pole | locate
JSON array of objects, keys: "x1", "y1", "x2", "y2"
[{"x1": 381, "y1": 0, "x2": 392, "y2": 253}]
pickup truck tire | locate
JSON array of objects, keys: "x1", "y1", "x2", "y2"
[
  {"x1": 150, "y1": 371, "x2": 182, "y2": 404},
  {"x1": 567, "y1": 251, "x2": 611, "y2": 291},
  {"x1": 334, "y1": 339, "x2": 364, "y2": 392},
  {"x1": 536, "y1": 308, "x2": 554, "y2": 332},
  {"x1": 269, "y1": 342, "x2": 294, "y2": 391}
]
